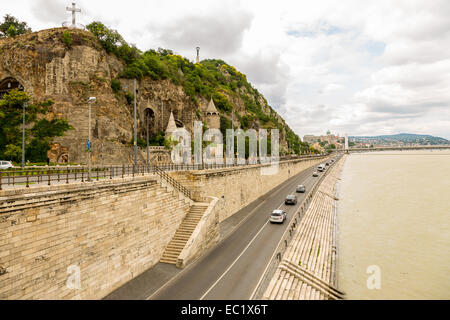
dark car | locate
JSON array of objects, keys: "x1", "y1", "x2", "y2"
[
  {"x1": 296, "y1": 185, "x2": 306, "y2": 193},
  {"x1": 285, "y1": 194, "x2": 297, "y2": 205},
  {"x1": 325, "y1": 162, "x2": 330, "y2": 166}
]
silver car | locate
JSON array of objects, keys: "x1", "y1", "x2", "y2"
[
  {"x1": 0, "y1": 161, "x2": 14, "y2": 169},
  {"x1": 296, "y1": 185, "x2": 306, "y2": 193},
  {"x1": 270, "y1": 209, "x2": 286, "y2": 224}
]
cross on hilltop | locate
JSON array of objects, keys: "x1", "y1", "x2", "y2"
[{"x1": 63, "y1": 2, "x2": 84, "y2": 29}]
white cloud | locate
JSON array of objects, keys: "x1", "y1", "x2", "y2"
[{"x1": 320, "y1": 83, "x2": 344, "y2": 95}]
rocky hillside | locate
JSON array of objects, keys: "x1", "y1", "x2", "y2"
[{"x1": 0, "y1": 26, "x2": 306, "y2": 164}]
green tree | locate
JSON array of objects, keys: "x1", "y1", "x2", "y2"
[
  {"x1": 0, "y1": 14, "x2": 31, "y2": 38},
  {"x1": 0, "y1": 89, "x2": 31, "y2": 149},
  {"x1": 86, "y1": 21, "x2": 124, "y2": 53},
  {"x1": 0, "y1": 90, "x2": 72, "y2": 162},
  {"x1": 3, "y1": 144, "x2": 21, "y2": 162},
  {"x1": 213, "y1": 92, "x2": 233, "y2": 112},
  {"x1": 62, "y1": 30, "x2": 72, "y2": 49}
]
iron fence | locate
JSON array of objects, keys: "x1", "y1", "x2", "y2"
[{"x1": 0, "y1": 154, "x2": 331, "y2": 190}]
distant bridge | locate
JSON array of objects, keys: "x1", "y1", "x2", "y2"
[{"x1": 347, "y1": 145, "x2": 450, "y2": 153}]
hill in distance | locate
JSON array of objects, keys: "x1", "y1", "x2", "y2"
[{"x1": 349, "y1": 133, "x2": 449, "y2": 146}]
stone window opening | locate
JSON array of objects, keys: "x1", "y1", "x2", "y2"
[{"x1": 140, "y1": 108, "x2": 155, "y2": 139}]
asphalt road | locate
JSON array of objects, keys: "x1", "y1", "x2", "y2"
[{"x1": 150, "y1": 160, "x2": 333, "y2": 300}]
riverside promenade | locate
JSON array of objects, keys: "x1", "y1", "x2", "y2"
[{"x1": 263, "y1": 155, "x2": 346, "y2": 300}]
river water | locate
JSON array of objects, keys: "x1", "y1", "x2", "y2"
[{"x1": 337, "y1": 150, "x2": 450, "y2": 299}]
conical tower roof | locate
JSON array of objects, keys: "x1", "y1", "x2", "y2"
[
  {"x1": 205, "y1": 98, "x2": 219, "y2": 115},
  {"x1": 165, "y1": 111, "x2": 178, "y2": 137}
]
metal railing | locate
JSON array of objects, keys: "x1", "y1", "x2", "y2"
[
  {"x1": 153, "y1": 165, "x2": 192, "y2": 199},
  {"x1": 0, "y1": 165, "x2": 150, "y2": 190},
  {"x1": 0, "y1": 154, "x2": 334, "y2": 190}
]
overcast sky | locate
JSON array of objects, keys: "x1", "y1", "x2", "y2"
[{"x1": 2, "y1": 0, "x2": 450, "y2": 139}]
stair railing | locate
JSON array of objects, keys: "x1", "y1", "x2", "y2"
[{"x1": 153, "y1": 165, "x2": 192, "y2": 199}]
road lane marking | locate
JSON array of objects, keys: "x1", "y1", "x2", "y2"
[
  {"x1": 148, "y1": 163, "x2": 321, "y2": 300},
  {"x1": 249, "y1": 157, "x2": 340, "y2": 299},
  {"x1": 200, "y1": 219, "x2": 270, "y2": 300},
  {"x1": 200, "y1": 171, "x2": 315, "y2": 300}
]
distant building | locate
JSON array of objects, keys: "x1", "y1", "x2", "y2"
[{"x1": 303, "y1": 132, "x2": 342, "y2": 148}]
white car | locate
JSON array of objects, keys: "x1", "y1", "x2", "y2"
[
  {"x1": 270, "y1": 209, "x2": 286, "y2": 224},
  {"x1": 0, "y1": 161, "x2": 14, "y2": 169}
]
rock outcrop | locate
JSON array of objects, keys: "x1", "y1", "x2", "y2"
[{"x1": 0, "y1": 27, "x2": 293, "y2": 165}]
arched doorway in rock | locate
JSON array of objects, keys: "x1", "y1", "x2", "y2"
[
  {"x1": 0, "y1": 77, "x2": 24, "y2": 98},
  {"x1": 140, "y1": 108, "x2": 155, "y2": 139}
]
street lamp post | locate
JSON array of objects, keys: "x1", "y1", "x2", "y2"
[
  {"x1": 133, "y1": 79, "x2": 138, "y2": 172},
  {"x1": 21, "y1": 102, "x2": 27, "y2": 168},
  {"x1": 146, "y1": 115, "x2": 149, "y2": 169},
  {"x1": 87, "y1": 97, "x2": 96, "y2": 181}
]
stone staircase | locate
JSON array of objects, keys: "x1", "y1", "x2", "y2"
[{"x1": 160, "y1": 203, "x2": 209, "y2": 265}]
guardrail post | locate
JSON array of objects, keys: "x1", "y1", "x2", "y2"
[
  {"x1": 0, "y1": 172, "x2": 2, "y2": 190},
  {"x1": 48, "y1": 172, "x2": 51, "y2": 186},
  {"x1": 110, "y1": 166, "x2": 113, "y2": 179},
  {"x1": 26, "y1": 171, "x2": 29, "y2": 188},
  {"x1": 122, "y1": 165, "x2": 125, "y2": 179},
  {"x1": 66, "y1": 167, "x2": 69, "y2": 184},
  {"x1": 96, "y1": 168, "x2": 99, "y2": 181}
]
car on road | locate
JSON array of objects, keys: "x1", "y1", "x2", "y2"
[
  {"x1": 285, "y1": 194, "x2": 298, "y2": 205},
  {"x1": 325, "y1": 162, "x2": 330, "y2": 166},
  {"x1": 318, "y1": 164, "x2": 325, "y2": 172},
  {"x1": 313, "y1": 171, "x2": 319, "y2": 177},
  {"x1": 0, "y1": 161, "x2": 14, "y2": 169},
  {"x1": 296, "y1": 185, "x2": 306, "y2": 193},
  {"x1": 270, "y1": 209, "x2": 287, "y2": 224}
]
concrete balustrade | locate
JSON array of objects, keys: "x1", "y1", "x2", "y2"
[{"x1": 263, "y1": 156, "x2": 346, "y2": 300}]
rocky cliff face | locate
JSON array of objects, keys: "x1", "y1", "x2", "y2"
[{"x1": 0, "y1": 28, "x2": 291, "y2": 165}]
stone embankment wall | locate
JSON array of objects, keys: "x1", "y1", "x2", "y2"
[
  {"x1": 170, "y1": 156, "x2": 330, "y2": 222},
  {"x1": 0, "y1": 176, "x2": 190, "y2": 299},
  {"x1": 263, "y1": 155, "x2": 346, "y2": 300}
]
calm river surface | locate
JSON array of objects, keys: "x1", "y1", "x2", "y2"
[{"x1": 337, "y1": 150, "x2": 450, "y2": 299}]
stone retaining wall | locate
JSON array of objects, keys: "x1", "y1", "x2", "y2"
[
  {"x1": 170, "y1": 156, "x2": 330, "y2": 222},
  {"x1": 0, "y1": 176, "x2": 190, "y2": 299}
]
